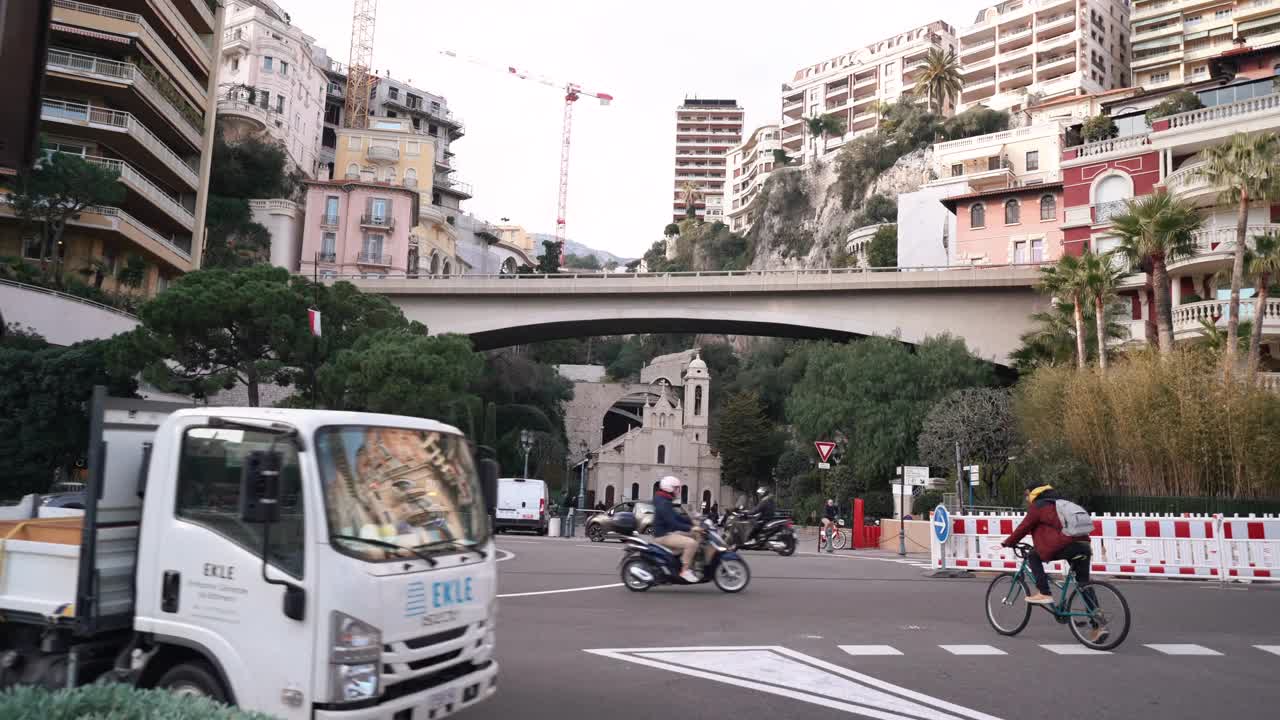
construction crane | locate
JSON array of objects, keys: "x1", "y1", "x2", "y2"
[
  {"x1": 441, "y1": 50, "x2": 612, "y2": 258},
  {"x1": 344, "y1": 0, "x2": 376, "y2": 129}
]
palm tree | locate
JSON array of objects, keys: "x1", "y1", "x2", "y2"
[
  {"x1": 1245, "y1": 232, "x2": 1280, "y2": 373},
  {"x1": 1110, "y1": 192, "x2": 1203, "y2": 355},
  {"x1": 1199, "y1": 132, "x2": 1280, "y2": 367},
  {"x1": 1038, "y1": 254, "x2": 1091, "y2": 369},
  {"x1": 804, "y1": 113, "x2": 846, "y2": 161},
  {"x1": 1197, "y1": 318, "x2": 1252, "y2": 355},
  {"x1": 915, "y1": 48, "x2": 962, "y2": 115},
  {"x1": 679, "y1": 181, "x2": 702, "y2": 220},
  {"x1": 1010, "y1": 301, "x2": 1126, "y2": 373},
  {"x1": 1081, "y1": 250, "x2": 1127, "y2": 373}
]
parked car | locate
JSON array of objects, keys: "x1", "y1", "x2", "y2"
[
  {"x1": 41, "y1": 491, "x2": 86, "y2": 509},
  {"x1": 586, "y1": 500, "x2": 689, "y2": 541}
]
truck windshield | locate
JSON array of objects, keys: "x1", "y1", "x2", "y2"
[{"x1": 315, "y1": 426, "x2": 486, "y2": 561}]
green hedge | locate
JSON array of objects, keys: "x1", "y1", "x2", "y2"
[
  {"x1": 1090, "y1": 495, "x2": 1280, "y2": 516},
  {"x1": 0, "y1": 684, "x2": 272, "y2": 720}
]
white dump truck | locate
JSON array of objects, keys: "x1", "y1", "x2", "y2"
[{"x1": 0, "y1": 388, "x2": 500, "y2": 719}]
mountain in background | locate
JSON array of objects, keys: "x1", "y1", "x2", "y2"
[{"x1": 531, "y1": 233, "x2": 635, "y2": 265}]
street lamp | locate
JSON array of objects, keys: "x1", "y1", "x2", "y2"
[
  {"x1": 519, "y1": 429, "x2": 534, "y2": 478},
  {"x1": 578, "y1": 441, "x2": 589, "y2": 510}
]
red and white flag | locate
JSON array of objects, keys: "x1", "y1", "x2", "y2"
[{"x1": 308, "y1": 308, "x2": 322, "y2": 337}]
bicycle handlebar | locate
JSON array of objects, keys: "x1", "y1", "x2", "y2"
[{"x1": 1011, "y1": 543, "x2": 1034, "y2": 558}]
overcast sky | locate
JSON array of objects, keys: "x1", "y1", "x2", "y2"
[{"x1": 284, "y1": 1, "x2": 990, "y2": 259}]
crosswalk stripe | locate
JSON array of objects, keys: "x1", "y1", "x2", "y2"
[
  {"x1": 839, "y1": 645, "x2": 904, "y2": 656},
  {"x1": 1145, "y1": 644, "x2": 1223, "y2": 656},
  {"x1": 1040, "y1": 644, "x2": 1110, "y2": 655},
  {"x1": 1253, "y1": 645, "x2": 1280, "y2": 656},
  {"x1": 940, "y1": 645, "x2": 1007, "y2": 656}
]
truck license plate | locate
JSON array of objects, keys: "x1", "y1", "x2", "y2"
[{"x1": 428, "y1": 687, "x2": 459, "y2": 710}]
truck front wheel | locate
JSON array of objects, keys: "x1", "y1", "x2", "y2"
[{"x1": 156, "y1": 661, "x2": 228, "y2": 703}]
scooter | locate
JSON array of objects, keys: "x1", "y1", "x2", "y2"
[
  {"x1": 721, "y1": 510, "x2": 798, "y2": 556},
  {"x1": 611, "y1": 514, "x2": 751, "y2": 593}
]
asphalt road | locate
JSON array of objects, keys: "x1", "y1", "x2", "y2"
[{"x1": 461, "y1": 534, "x2": 1280, "y2": 720}]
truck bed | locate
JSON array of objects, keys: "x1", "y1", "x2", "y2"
[{"x1": 0, "y1": 516, "x2": 137, "y2": 621}]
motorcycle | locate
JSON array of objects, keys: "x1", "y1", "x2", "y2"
[
  {"x1": 722, "y1": 510, "x2": 797, "y2": 556},
  {"x1": 610, "y1": 513, "x2": 751, "y2": 593}
]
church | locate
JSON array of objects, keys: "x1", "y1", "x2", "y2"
[{"x1": 580, "y1": 351, "x2": 729, "y2": 510}]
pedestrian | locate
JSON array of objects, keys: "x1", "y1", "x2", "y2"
[
  {"x1": 559, "y1": 492, "x2": 575, "y2": 537},
  {"x1": 710, "y1": 503, "x2": 720, "y2": 525}
]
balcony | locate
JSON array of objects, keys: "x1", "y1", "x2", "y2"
[
  {"x1": 1064, "y1": 132, "x2": 1153, "y2": 163},
  {"x1": 434, "y1": 176, "x2": 473, "y2": 198},
  {"x1": 1091, "y1": 200, "x2": 1130, "y2": 225},
  {"x1": 45, "y1": 49, "x2": 203, "y2": 147},
  {"x1": 1036, "y1": 54, "x2": 1077, "y2": 75},
  {"x1": 367, "y1": 145, "x2": 400, "y2": 164},
  {"x1": 1237, "y1": 0, "x2": 1280, "y2": 21},
  {"x1": 1161, "y1": 161, "x2": 1216, "y2": 203},
  {"x1": 1158, "y1": 92, "x2": 1280, "y2": 136},
  {"x1": 320, "y1": 214, "x2": 340, "y2": 227},
  {"x1": 1133, "y1": 48, "x2": 1184, "y2": 70},
  {"x1": 961, "y1": 38, "x2": 997, "y2": 59},
  {"x1": 356, "y1": 252, "x2": 393, "y2": 267},
  {"x1": 999, "y1": 25, "x2": 1034, "y2": 49},
  {"x1": 1036, "y1": 12, "x2": 1075, "y2": 36},
  {"x1": 218, "y1": 98, "x2": 277, "y2": 135},
  {"x1": 1173, "y1": 298, "x2": 1280, "y2": 340},
  {"x1": 1172, "y1": 224, "x2": 1280, "y2": 270},
  {"x1": 360, "y1": 213, "x2": 394, "y2": 229},
  {"x1": 41, "y1": 99, "x2": 198, "y2": 189},
  {"x1": 72, "y1": 153, "x2": 194, "y2": 230}
]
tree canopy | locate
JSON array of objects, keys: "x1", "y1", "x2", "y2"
[
  {"x1": 917, "y1": 387, "x2": 1018, "y2": 498},
  {"x1": 318, "y1": 329, "x2": 482, "y2": 420},
  {"x1": 866, "y1": 225, "x2": 898, "y2": 267},
  {"x1": 716, "y1": 390, "x2": 783, "y2": 495}
]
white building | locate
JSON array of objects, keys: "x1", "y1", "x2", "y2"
[
  {"x1": 725, "y1": 125, "x2": 780, "y2": 234},
  {"x1": 672, "y1": 98, "x2": 744, "y2": 223},
  {"x1": 1130, "y1": 0, "x2": 1280, "y2": 93},
  {"x1": 956, "y1": 0, "x2": 1132, "y2": 114},
  {"x1": 218, "y1": 0, "x2": 328, "y2": 178}
]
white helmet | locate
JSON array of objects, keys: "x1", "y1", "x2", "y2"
[{"x1": 659, "y1": 476, "x2": 681, "y2": 493}]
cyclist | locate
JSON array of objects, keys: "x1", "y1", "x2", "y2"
[
  {"x1": 821, "y1": 498, "x2": 839, "y2": 553},
  {"x1": 1000, "y1": 480, "x2": 1093, "y2": 607}
]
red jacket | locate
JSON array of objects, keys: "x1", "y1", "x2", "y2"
[{"x1": 1002, "y1": 497, "x2": 1085, "y2": 559}]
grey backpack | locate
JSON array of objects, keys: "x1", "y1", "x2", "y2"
[{"x1": 1055, "y1": 499, "x2": 1094, "y2": 537}]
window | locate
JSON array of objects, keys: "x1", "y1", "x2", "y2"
[
  {"x1": 321, "y1": 232, "x2": 336, "y2": 259},
  {"x1": 404, "y1": 168, "x2": 417, "y2": 185},
  {"x1": 970, "y1": 204, "x2": 986, "y2": 228},
  {"x1": 630, "y1": 483, "x2": 639, "y2": 500},
  {"x1": 258, "y1": 91, "x2": 270, "y2": 110},
  {"x1": 1013, "y1": 241, "x2": 1028, "y2": 264},
  {"x1": 386, "y1": 111, "x2": 398, "y2": 118},
  {"x1": 231, "y1": 57, "x2": 239, "y2": 72},
  {"x1": 1215, "y1": 8, "x2": 1232, "y2": 19},
  {"x1": 263, "y1": 56, "x2": 273, "y2": 72},
  {"x1": 1025, "y1": 151, "x2": 1039, "y2": 171},
  {"x1": 1151, "y1": 72, "x2": 1170, "y2": 84},
  {"x1": 176, "y1": 426, "x2": 305, "y2": 578},
  {"x1": 362, "y1": 233, "x2": 384, "y2": 258},
  {"x1": 22, "y1": 235, "x2": 42, "y2": 259},
  {"x1": 1005, "y1": 199, "x2": 1020, "y2": 225},
  {"x1": 384, "y1": 167, "x2": 396, "y2": 183},
  {"x1": 345, "y1": 163, "x2": 359, "y2": 179},
  {"x1": 680, "y1": 486, "x2": 688, "y2": 505},
  {"x1": 694, "y1": 386, "x2": 703, "y2": 416},
  {"x1": 280, "y1": 61, "x2": 288, "y2": 76},
  {"x1": 347, "y1": 135, "x2": 361, "y2": 150},
  {"x1": 389, "y1": 87, "x2": 399, "y2": 100},
  {"x1": 1040, "y1": 194, "x2": 1056, "y2": 221},
  {"x1": 988, "y1": 156, "x2": 1002, "y2": 171},
  {"x1": 276, "y1": 96, "x2": 285, "y2": 113},
  {"x1": 406, "y1": 142, "x2": 420, "y2": 155},
  {"x1": 951, "y1": 163, "x2": 964, "y2": 177},
  {"x1": 1031, "y1": 238, "x2": 1045, "y2": 263},
  {"x1": 369, "y1": 197, "x2": 389, "y2": 221},
  {"x1": 428, "y1": 123, "x2": 439, "y2": 136}
]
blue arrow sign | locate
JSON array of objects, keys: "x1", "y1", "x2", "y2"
[{"x1": 932, "y1": 504, "x2": 951, "y2": 544}]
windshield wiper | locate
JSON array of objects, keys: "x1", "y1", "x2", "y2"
[
  {"x1": 331, "y1": 534, "x2": 438, "y2": 567},
  {"x1": 415, "y1": 540, "x2": 487, "y2": 560}
]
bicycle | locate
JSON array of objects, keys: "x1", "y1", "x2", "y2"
[
  {"x1": 984, "y1": 543, "x2": 1131, "y2": 651},
  {"x1": 817, "y1": 519, "x2": 847, "y2": 551}
]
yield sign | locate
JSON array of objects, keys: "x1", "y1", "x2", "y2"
[{"x1": 814, "y1": 441, "x2": 836, "y2": 463}]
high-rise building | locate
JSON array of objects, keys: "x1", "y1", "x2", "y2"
[
  {"x1": 1130, "y1": 0, "x2": 1280, "y2": 92},
  {"x1": 780, "y1": 22, "x2": 958, "y2": 166},
  {"x1": 956, "y1": 0, "x2": 1131, "y2": 114},
  {"x1": 672, "y1": 98, "x2": 743, "y2": 224},
  {"x1": 0, "y1": 0, "x2": 225, "y2": 296},
  {"x1": 218, "y1": 1, "x2": 327, "y2": 178},
  {"x1": 724, "y1": 125, "x2": 780, "y2": 234}
]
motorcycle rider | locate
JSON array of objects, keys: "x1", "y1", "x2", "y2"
[
  {"x1": 652, "y1": 476, "x2": 705, "y2": 582},
  {"x1": 732, "y1": 487, "x2": 776, "y2": 547}
]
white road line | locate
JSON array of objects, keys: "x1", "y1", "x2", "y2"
[
  {"x1": 840, "y1": 645, "x2": 904, "y2": 656},
  {"x1": 940, "y1": 645, "x2": 1007, "y2": 656},
  {"x1": 1040, "y1": 644, "x2": 1110, "y2": 655},
  {"x1": 497, "y1": 582, "x2": 623, "y2": 598},
  {"x1": 1145, "y1": 644, "x2": 1223, "y2": 656},
  {"x1": 1255, "y1": 645, "x2": 1280, "y2": 656},
  {"x1": 495, "y1": 549, "x2": 515, "y2": 563},
  {"x1": 586, "y1": 646, "x2": 1004, "y2": 720}
]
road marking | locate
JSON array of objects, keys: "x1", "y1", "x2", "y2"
[
  {"x1": 497, "y1": 539, "x2": 546, "y2": 545},
  {"x1": 840, "y1": 645, "x2": 904, "y2": 656},
  {"x1": 497, "y1": 582, "x2": 623, "y2": 598},
  {"x1": 495, "y1": 549, "x2": 515, "y2": 563},
  {"x1": 1255, "y1": 645, "x2": 1280, "y2": 656},
  {"x1": 1145, "y1": 644, "x2": 1223, "y2": 656},
  {"x1": 1040, "y1": 644, "x2": 1110, "y2": 655},
  {"x1": 585, "y1": 646, "x2": 1004, "y2": 720},
  {"x1": 940, "y1": 645, "x2": 1007, "y2": 656}
]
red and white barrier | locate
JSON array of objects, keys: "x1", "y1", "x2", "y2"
[{"x1": 931, "y1": 513, "x2": 1280, "y2": 582}]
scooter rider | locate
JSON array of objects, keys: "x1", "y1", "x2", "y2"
[
  {"x1": 731, "y1": 487, "x2": 776, "y2": 547},
  {"x1": 653, "y1": 476, "x2": 705, "y2": 583}
]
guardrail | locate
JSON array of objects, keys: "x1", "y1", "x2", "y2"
[
  {"x1": 46, "y1": 49, "x2": 203, "y2": 140},
  {"x1": 0, "y1": 277, "x2": 140, "y2": 320}
]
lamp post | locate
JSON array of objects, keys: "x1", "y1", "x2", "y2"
[
  {"x1": 578, "y1": 441, "x2": 589, "y2": 510},
  {"x1": 520, "y1": 429, "x2": 534, "y2": 478}
]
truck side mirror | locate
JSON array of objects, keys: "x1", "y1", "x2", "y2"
[
  {"x1": 240, "y1": 450, "x2": 282, "y2": 524},
  {"x1": 479, "y1": 458, "x2": 499, "y2": 515}
]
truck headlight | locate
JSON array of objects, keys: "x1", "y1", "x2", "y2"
[{"x1": 330, "y1": 612, "x2": 381, "y2": 702}]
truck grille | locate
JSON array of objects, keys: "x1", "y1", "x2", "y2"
[{"x1": 382, "y1": 621, "x2": 483, "y2": 686}]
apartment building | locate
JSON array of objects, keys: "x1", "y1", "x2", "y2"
[
  {"x1": 672, "y1": 98, "x2": 743, "y2": 223},
  {"x1": 0, "y1": 0, "x2": 225, "y2": 296},
  {"x1": 957, "y1": 0, "x2": 1131, "y2": 114},
  {"x1": 218, "y1": 0, "x2": 326, "y2": 178},
  {"x1": 780, "y1": 21, "x2": 958, "y2": 166},
  {"x1": 1130, "y1": 0, "x2": 1280, "y2": 91},
  {"x1": 1058, "y1": 43, "x2": 1280, "y2": 363},
  {"x1": 724, "y1": 125, "x2": 780, "y2": 234}
]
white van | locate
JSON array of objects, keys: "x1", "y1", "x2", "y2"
[{"x1": 495, "y1": 478, "x2": 549, "y2": 534}]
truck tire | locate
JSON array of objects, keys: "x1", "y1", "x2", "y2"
[{"x1": 156, "y1": 661, "x2": 228, "y2": 703}]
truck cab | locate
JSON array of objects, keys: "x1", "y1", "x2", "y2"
[{"x1": 0, "y1": 390, "x2": 500, "y2": 719}]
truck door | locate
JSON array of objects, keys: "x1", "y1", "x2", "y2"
[{"x1": 141, "y1": 423, "x2": 315, "y2": 718}]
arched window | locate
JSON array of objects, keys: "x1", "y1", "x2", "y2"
[
  {"x1": 1004, "y1": 199, "x2": 1020, "y2": 225},
  {"x1": 970, "y1": 204, "x2": 985, "y2": 228},
  {"x1": 657, "y1": 414, "x2": 665, "y2": 428},
  {"x1": 694, "y1": 386, "x2": 703, "y2": 416},
  {"x1": 680, "y1": 485, "x2": 688, "y2": 504},
  {"x1": 1093, "y1": 173, "x2": 1133, "y2": 223},
  {"x1": 429, "y1": 252, "x2": 440, "y2": 275},
  {"x1": 384, "y1": 166, "x2": 396, "y2": 183},
  {"x1": 631, "y1": 483, "x2": 639, "y2": 500},
  {"x1": 657, "y1": 445, "x2": 666, "y2": 464},
  {"x1": 345, "y1": 163, "x2": 359, "y2": 179},
  {"x1": 652, "y1": 481, "x2": 660, "y2": 497},
  {"x1": 404, "y1": 167, "x2": 417, "y2": 185},
  {"x1": 702, "y1": 489, "x2": 711, "y2": 507},
  {"x1": 605, "y1": 486, "x2": 615, "y2": 505},
  {"x1": 501, "y1": 257, "x2": 517, "y2": 274},
  {"x1": 1040, "y1": 194, "x2": 1056, "y2": 221},
  {"x1": 442, "y1": 259, "x2": 452, "y2": 276}
]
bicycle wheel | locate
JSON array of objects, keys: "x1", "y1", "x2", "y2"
[
  {"x1": 985, "y1": 573, "x2": 1033, "y2": 636},
  {"x1": 1065, "y1": 581, "x2": 1130, "y2": 651},
  {"x1": 831, "y1": 530, "x2": 848, "y2": 550}
]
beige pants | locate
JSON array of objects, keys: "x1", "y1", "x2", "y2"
[{"x1": 656, "y1": 531, "x2": 711, "y2": 569}]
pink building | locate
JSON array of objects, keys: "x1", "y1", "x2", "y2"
[
  {"x1": 299, "y1": 180, "x2": 419, "y2": 279},
  {"x1": 942, "y1": 183, "x2": 1065, "y2": 265}
]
